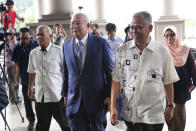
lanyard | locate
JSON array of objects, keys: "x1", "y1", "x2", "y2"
[{"x1": 7, "y1": 11, "x2": 12, "y2": 22}]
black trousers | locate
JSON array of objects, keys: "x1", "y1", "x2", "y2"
[
  {"x1": 22, "y1": 85, "x2": 35, "y2": 122},
  {"x1": 35, "y1": 97, "x2": 70, "y2": 131},
  {"x1": 125, "y1": 121, "x2": 164, "y2": 131}
]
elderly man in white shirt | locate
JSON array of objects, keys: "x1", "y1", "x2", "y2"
[
  {"x1": 27, "y1": 25, "x2": 69, "y2": 131},
  {"x1": 110, "y1": 11, "x2": 179, "y2": 131}
]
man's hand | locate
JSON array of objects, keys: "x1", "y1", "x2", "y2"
[
  {"x1": 104, "y1": 97, "x2": 111, "y2": 112},
  {"x1": 189, "y1": 85, "x2": 195, "y2": 92},
  {"x1": 90, "y1": 24, "x2": 96, "y2": 31},
  {"x1": 28, "y1": 88, "x2": 35, "y2": 99},
  {"x1": 60, "y1": 24, "x2": 63, "y2": 29},
  {"x1": 110, "y1": 106, "x2": 119, "y2": 125},
  {"x1": 13, "y1": 80, "x2": 19, "y2": 89},
  {"x1": 164, "y1": 106, "x2": 174, "y2": 121},
  {"x1": 64, "y1": 97, "x2": 67, "y2": 105}
]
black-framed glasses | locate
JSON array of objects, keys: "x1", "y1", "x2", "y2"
[
  {"x1": 70, "y1": 21, "x2": 85, "y2": 27},
  {"x1": 130, "y1": 25, "x2": 145, "y2": 31}
]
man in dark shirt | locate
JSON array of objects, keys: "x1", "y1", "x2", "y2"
[{"x1": 12, "y1": 27, "x2": 38, "y2": 130}]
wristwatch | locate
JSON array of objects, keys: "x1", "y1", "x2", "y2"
[{"x1": 166, "y1": 104, "x2": 175, "y2": 108}]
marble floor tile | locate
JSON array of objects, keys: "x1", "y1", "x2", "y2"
[{"x1": 1, "y1": 91, "x2": 196, "y2": 131}]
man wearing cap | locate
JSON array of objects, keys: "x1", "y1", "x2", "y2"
[{"x1": 0, "y1": 0, "x2": 24, "y2": 29}]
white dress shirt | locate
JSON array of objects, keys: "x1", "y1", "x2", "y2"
[
  {"x1": 27, "y1": 42, "x2": 63, "y2": 103},
  {"x1": 112, "y1": 40, "x2": 179, "y2": 124},
  {"x1": 105, "y1": 35, "x2": 123, "y2": 62},
  {"x1": 74, "y1": 33, "x2": 88, "y2": 67}
]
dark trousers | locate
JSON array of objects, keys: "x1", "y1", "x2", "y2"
[
  {"x1": 68, "y1": 102, "x2": 105, "y2": 131},
  {"x1": 125, "y1": 121, "x2": 164, "y2": 131},
  {"x1": 35, "y1": 97, "x2": 70, "y2": 131},
  {"x1": 166, "y1": 104, "x2": 186, "y2": 131},
  {"x1": 22, "y1": 85, "x2": 35, "y2": 122}
]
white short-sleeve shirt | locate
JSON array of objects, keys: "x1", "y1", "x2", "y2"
[
  {"x1": 112, "y1": 40, "x2": 179, "y2": 124},
  {"x1": 27, "y1": 43, "x2": 63, "y2": 103}
]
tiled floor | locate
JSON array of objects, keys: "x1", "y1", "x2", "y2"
[{"x1": 1, "y1": 91, "x2": 196, "y2": 131}]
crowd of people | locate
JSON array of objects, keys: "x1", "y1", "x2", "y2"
[{"x1": 0, "y1": 0, "x2": 196, "y2": 131}]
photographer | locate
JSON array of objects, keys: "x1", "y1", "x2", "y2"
[
  {"x1": 5, "y1": 28, "x2": 20, "y2": 103},
  {"x1": 89, "y1": 22, "x2": 103, "y2": 37},
  {"x1": 0, "y1": 0, "x2": 24, "y2": 29},
  {"x1": 51, "y1": 24, "x2": 67, "y2": 46}
]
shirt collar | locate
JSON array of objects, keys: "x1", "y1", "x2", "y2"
[
  {"x1": 145, "y1": 40, "x2": 156, "y2": 52},
  {"x1": 107, "y1": 35, "x2": 116, "y2": 41},
  {"x1": 129, "y1": 39, "x2": 155, "y2": 52},
  {"x1": 75, "y1": 33, "x2": 88, "y2": 45},
  {"x1": 39, "y1": 42, "x2": 52, "y2": 52}
]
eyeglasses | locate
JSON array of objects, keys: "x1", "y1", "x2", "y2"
[
  {"x1": 164, "y1": 33, "x2": 176, "y2": 38},
  {"x1": 130, "y1": 25, "x2": 145, "y2": 30},
  {"x1": 70, "y1": 21, "x2": 86, "y2": 27}
]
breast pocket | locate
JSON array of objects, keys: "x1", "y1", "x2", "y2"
[
  {"x1": 123, "y1": 59, "x2": 139, "y2": 71},
  {"x1": 46, "y1": 60, "x2": 59, "y2": 74},
  {"x1": 146, "y1": 67, "x2": 163, "y2": 82}
]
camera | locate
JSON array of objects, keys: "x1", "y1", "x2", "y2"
[
  {"x1": 0, "y1": 28, "x2": 12, "y2": 42},
  {"x1": 0, "y1": 2, "x2": 6, "y2": 12},
  {"x1": 0, "y1": 28, "x2": 11, "y2": 55},
  {"x1": 90, "y1": 21, "x2": 93, "y2": 25},
  {"x1": 15, "y1": 32, "x2": 19, "y2": 36},
  {"x1": 55, "y1": 24, "x2": 60, "y2": 27}
]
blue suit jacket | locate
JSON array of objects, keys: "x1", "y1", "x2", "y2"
[{"x1": 62, "y1": 34, "x2": 113, "y2": 115}]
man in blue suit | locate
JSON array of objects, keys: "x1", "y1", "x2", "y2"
[{"x1": 62, "y1": 13, "x2": 113, "y2": 131}]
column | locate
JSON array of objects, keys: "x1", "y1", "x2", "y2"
[
  {"x1": 154, "y1": 0, "x2": 185, "y2": 43},
  {"x1": 94, "y1": 0, "x2": 105, "y2": 21},
  {"x1": 163, "y1": 0, "x2": 175, "y2": 16},
  {"x1": 47, "y1": 0, "x2": 73, "y2": 15},
  {"x1": 29, "y1": 0, "x2": 73, "y2": 40},
  {"x1": 93, "y1": 0, "x2": 107, "y2": 36},
  {"x1": 34, "y1": 0, "x2": 47, "y2": 20}
]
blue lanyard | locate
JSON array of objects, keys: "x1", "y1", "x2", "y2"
[{"x1": 7, "y1": 11, "x2": 12, "y2": 22}]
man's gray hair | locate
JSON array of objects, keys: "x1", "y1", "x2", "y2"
[
  {"x1": 133, "y1": 11, "x2": 152, "y2": 24},
  {"x1": 83, "y1": 13, "x2": 90, "y2": 24},
  {"x1": 36, "y1": 25, "x2": 52, "y2": 34},
  {"x1": 71, "y1": 13, "x2": 90, "y2": 24}
]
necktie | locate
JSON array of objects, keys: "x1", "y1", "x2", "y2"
[{"x1": 76, "y1": 41, "x2": 82, "y2": 71}]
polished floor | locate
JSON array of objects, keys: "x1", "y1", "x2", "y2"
[{"x1": 0, "y1": 91, "x2": 196, "y2": 131}]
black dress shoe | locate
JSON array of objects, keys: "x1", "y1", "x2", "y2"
[{"x1": 28, "y1": 121, "x2": 35, "y2": 130}]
